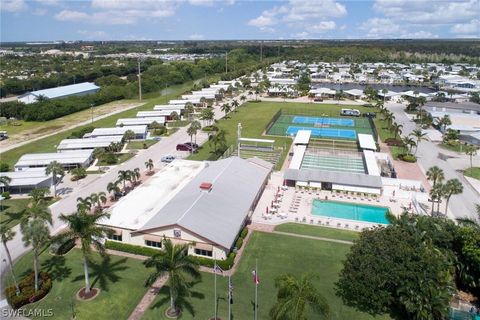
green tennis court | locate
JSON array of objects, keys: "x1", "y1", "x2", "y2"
[{"x1": 267, "y1": 114, "x2": 374, "y2": 139}]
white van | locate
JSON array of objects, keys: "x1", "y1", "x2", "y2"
[{"x1": 340, "y1": 109, "x2": 361, "y2": 117}]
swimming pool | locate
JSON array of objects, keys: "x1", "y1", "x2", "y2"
[
  {"x1": 286, "y1": 126, "x2": 357, "y2": 139},
  {"x1": 293, "y1": 116, "x2": 354, "y2": 127},
  {"x1": 311, "y1": 200, "x2": 389, "y2": 224}
]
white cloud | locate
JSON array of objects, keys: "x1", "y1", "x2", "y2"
[
  {"x1": 359, "y1": 18, "x2": 439, "y2": 39},
  {"x1": 36, "y1": 0, "x2": 60, "y2": 5},
  {"x1": 188, "y1": 0, "x2": 214, "y2": 6},
  {"x1": 77, "y1": 30, "x2": 108, "y2": 40},
  {"x1": 33, "y1": 8, "x2": 47, "y2": 15},
  {"x1": 1, "y1": 0, "x2": 27, "y2": 12},
  {"x1": 310, "y1": 21, "x2": 336, "y2": 33},
  {"x1": 373, "y1": 0, "x2": 479, "y2": 25},
  {"x1": 189, "y1": 33, "x2": 205, "y2": 40},
  {"x1": 248, "y1": 0, "x2": 346, "y2": 29},
  {"x1": 55, "y1": 1, "x2": 176, "y2": 25},
  {"x1": 293, "y1": 31, "x2": 309, "y2": 39},
  {"x1": 450, "y1": 19, "x2": 479, "y2": 34}
]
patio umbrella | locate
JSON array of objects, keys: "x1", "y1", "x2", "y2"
[
  {"x1": 278, "y1": 186, "x2": 280, "y2": 192},
  {"x1": 266, "y1": 206, "x2": 269, "y2": 214},
  {"x1": 271, "y1": 200, "x2": 274, "y2": 208}
]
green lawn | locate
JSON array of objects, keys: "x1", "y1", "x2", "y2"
[
  {"x1": 127, "y1": 140, "x2": 158, "y2": 150},
  {"x1": 188, "y1": 101, "x2": 388, "y2": 169},
  {"x1": 0, "y1": 79, "x2": 216, "y2": 171},
  {"x1": 0, "y1": 198, "x2": 55, "y2": 229},
  {"x1": 142, "y1": 232, "x2": 389, "y2": 320},
  {"x1": 439, "y1": 142, "x2": 468, "y2": 153},
  {"x1": 274, "y1": 223, "x2": 360, "y2": 242},
  {"x1": 5, "y1": 248, "x2": 148, "y2": 320},
  {"x1": 464, "y1": 167, "x2": 480, "y2": 180},
  {"x1": 167, "y1": 120, "x2": 190, "y2": 127},
  {"x1": 97, "y1": 152, "x2": 135, "y2": 166},
  {"x1": 0, "y1": 198, "x2": 31, "y2": 229}
]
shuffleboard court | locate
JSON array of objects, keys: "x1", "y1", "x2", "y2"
[
  {"x1": 286, "y1": 126, "x2": 357, "y2": 140},
  {"x1": 293, "y1": 116, "x2": 354, "y2": 127}
]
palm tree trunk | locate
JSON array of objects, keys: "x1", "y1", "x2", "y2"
[
  {"x1": 53, "y1": 176, "x2": 57, "y2": 197},
  {"x1": 170, "y1": 286, "x2": 175, "y2": 312},
  {"x1": 3, "y1": 241, "x2": 20, "y2": 295},
  {"x1": 444, "y1": 197, "x2": 450, "y2": 216},
  {"x1": 84, "y1": 256, "x2": 91, "y2": 293},
  {"x1": 34, "y1": 249, "x2": 39, "y2": 292}
]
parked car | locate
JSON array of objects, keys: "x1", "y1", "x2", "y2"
[
  {"x1": 184, "y1": 142, "x2": 199, "y2": 149},
  {"x1": 176, "y1": 143, "x2": 194, "y2": 151},
  {"x1": 161, "y1": 155, "x2": 175, "y2": 163},
  {"x1": 363, "y1": 112, "x2": 376, "y2": 118}
]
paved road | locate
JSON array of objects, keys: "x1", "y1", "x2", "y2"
[
  {"x1": 386, "y1": 102, "x2": 479, "y2": 220},
  {"x1": 0, "y1": 96, "x2": 233, "y2": 285}
]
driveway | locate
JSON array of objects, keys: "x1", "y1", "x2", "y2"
[{"x1": 386, "y1": 102, "x2": 479, "y2": 220}]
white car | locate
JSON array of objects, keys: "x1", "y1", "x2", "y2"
[{"x1": 161, "y1": 155, "x2": 175, "y2": 163}]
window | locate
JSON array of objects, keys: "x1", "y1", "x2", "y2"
[
  {"x1": 194, "y1": 248, "x2": 213, "y2": 257},
  {"x1": 145, "y1": 240, "x2": 162, "y2": 248},
  {"x1": 108, "y1": 234, "x2": 122, "y2": 241}
]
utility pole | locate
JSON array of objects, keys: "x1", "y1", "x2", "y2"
[
  {"x1": 260, "y1": 41, "x2": 263, "y2": 62},
  {"x1": 138, "y1": 58, "x2": 142, "y2": 101},
  {"x1": 225, "y1": 51, "x2": 228, "y2": 74},
  {"x1": 90, "y1": 104, "x2": 94, "y2": 123}
]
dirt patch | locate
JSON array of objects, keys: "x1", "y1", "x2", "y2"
[
  {"x1": 32, "y1": 125, "x2": 64, "y2": 134},
  {"x1": 76, "y1": 287, "x2": 100, "y2": 301}
]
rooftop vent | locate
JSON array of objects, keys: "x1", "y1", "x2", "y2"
[{"x1": 199, "y1": 182, "x2": 212, "y2": 191}]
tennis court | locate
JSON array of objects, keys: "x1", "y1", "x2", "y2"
[
  {"x1": 293, "y1": 116, "x2": 354, "y2": 127},
  {"x1": 267, "y1": 114, "x2": 374, "y2": 139},
  {"x1": 286, "y1": 126, "x2": 357, "y2": 140}
]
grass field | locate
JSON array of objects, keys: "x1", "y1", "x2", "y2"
[
  {"x1": 127, "y1": 140, "x2": 158, "y2": 150},
  {"x1": 188, "y1": 101, "x2": 387, "y2": 169},
  {"x1": 6, "y1": 248, "x2": 148, "y2": 320},
  {"x1": 0, "y1": 198, "x2": 56, "y2": 229},
  {"x1": 274, "y1": 223, "x2": 360, "y2": 242},
  {"x1": 0, "y1": 79, "x2": 212, "y2": 171},
  {"x1": 464, "y1": 167, "x2": 480, "y2": 180},
  {"x1": 142, "y1": 231, "x2": 389, "y2": 320}
]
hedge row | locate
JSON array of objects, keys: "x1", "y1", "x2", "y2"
[
  {"x1": 6, "y1": 272, "x2": 52, "y2": 309},
  {"x1": 105, "y1": 240, "x2": 162, "y2": 257}
]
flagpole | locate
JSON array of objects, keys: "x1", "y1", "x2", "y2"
[
  {"x1": 255, "y1": 259, "x2": 258, "y2": 320},
  {"x1": 228, "y1": 273, "x2": 231, "y2": 320},
  {"x1": 214, "y1": 254, "x2": 217, "y2": 320}
]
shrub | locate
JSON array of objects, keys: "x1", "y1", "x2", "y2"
[
  {"x1": 202, "y1": 125, "x2": 218, "y2": 132},
  {"x1": 69, "y1": 126, "x2": 95, "y2": 139},
  {"x1": 6, "y1": 271, "x2": 52, "y2": 309},
  {"x1": 1, "y1": 191, "x2": 11, "y2": 199},
  {"x1": 105, "y1": 240, "x2": 162, "y2": 257},
  {"x1": 240, "y1": 227, "x2": 248, "y2": 239},
  {"x1": 103, "y1": 152, "x2": 117, "y2": 165},
  {"x1": 384, "y1": 138, "x2": 404, "y2": 147},
  {"x1": 400, "y1": 154, "x2": 417, "y2": 162},
  {"x1": 0, "y1": 162, "x2": 10, "y2": 172},
  {"x1": 152, "y1": 126, "x2": 167, "y2": 136},
  {"x1": 50, "y1": 238, "x2": 75, "y2": 255},
  {"x1": 191, "y1": 252, "x2": 236, "y2": 270}
]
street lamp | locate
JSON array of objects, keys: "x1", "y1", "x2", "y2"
[{"x1": 91, "y1": 104, "x2": 94, "y2": 123}]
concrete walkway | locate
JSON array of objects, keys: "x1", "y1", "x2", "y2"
[
  {"x1": 272, "y1": 231, "x2": 354, "y2": 245},
  {"x1": 127, "y1": 275, "x2": 168, "y2": 320}
]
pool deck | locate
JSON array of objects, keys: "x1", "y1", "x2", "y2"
[{"x1": 252, "y1": 172, "x2": 426, "y2": 231}]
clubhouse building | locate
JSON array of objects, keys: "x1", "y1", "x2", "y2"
[{"x1": 100, "y1": 157, "x2": 272, "y2": 260}]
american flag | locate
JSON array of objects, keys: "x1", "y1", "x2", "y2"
[{"x1": 251, "y1": 270, "x2": 260, "y2": 285}]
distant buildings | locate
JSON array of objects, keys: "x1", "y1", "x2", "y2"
[{"x1": 18, "y1": 82, "x2": 100, "y2": 104}]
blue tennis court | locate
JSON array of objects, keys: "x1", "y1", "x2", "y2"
[
  {"x1": 286, "y1": 126, "x2": 356, "y2": 139},
  {"x1": 293, "y1": 116, "x2": 354, "y2": 127}
]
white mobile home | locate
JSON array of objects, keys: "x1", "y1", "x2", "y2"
[
  {"x1": 90, "y1": 126, "x2": 148, "y2": 140},
  {"x1": 116, "y1": 117, "x2": 166, "y2": 127},
  {"x1": 57, "y1": 136, "x2": 123, "y2": 152},
  {"x1": 15, "y1": 150, "x2": 93, "y2": 171}
]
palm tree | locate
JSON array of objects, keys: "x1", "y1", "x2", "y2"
[
  {"x1": 191, "y1": 120, "x2": 201, "y2": 144},
  {"x1": 464, "y1": 145, "x2": 478, "y2": 169},
  {"x1": 56, "y1": 210, "x2": 112, "y2": 295},
  {"x1": 391, "y1": 123, "x2": 403, "y2": 140},
  {"x1": 117, "y1": 170, "x2": 131, "y2": 191},
  {"x1": 240, "y1": 95, "x2": 246, "y2": 103},
  {"x1": 122, "y1": 129, "x2": 135, "y2": 143},
  {"x1": 231, "y1": 100, "x2": 239, "y2": 112},
  {"x1": 220, "y1": 103, "x2": 231, "y2": 117},
  {"x1": 384, "y1": 112, "x2": 395, "y2": 129},
  {"x1": 429, "y1": 183, "x2": 444, "y2": 215},
  {"x1": 401, "y1": 135, "x2": 416, "y2": 155},
  {"x1": 270, "y1": 273, "x2": 329, "y2": 320},
  {"x1": 200, "y1": 109, "x2": 214, "y2": 127},
  {"x1": 76, "y1": 196, "x2": 93, "y2": 212},
  {"x1": 443, "y1": 179, "x2": 463, "y2": 215},
  {"x1": 131, "y1": 168, "x2": 141, "y2": 186},
  {"x1": 410, "y1": 129, "x2": 427, "y2": 155},
  {"x1": 187, "y1": 125, "x2": 197, "y2": 154},
  {"x1": 0, "y1": 175, "x2": 12, "y2": 191},
  {"x1": 209, "y1": 129, "x2": 227, "y2": 155},
  {"x1": 438, "y1": 115, "x2": 452, "y2": 132},
  {"x1": 45, "y1": 161, "x2": 64, "y2": 197},
  {"x1": 184, "y1": 102, "x2": 194, "y2": 121},
  {"x1": 107, "y1": 181, "x2": 120, "y2": 200},
  {"x1": 0, "y1": 225, "x2": 20, "y2": 295},
  {"x1": 144, "y1": 239, "x2": 201, "y2": 316},
  {"x1": 90, "y1": 192, "x2": 107, "y2": 212},
  {"x1": 426, "y1": 166, "x2": 444, "y2": 188},
  {"x1": 21, "y1": 218, "x2": 50, "y2": 292},
  {"x1": 145, "y1": 159, "x2": 154, "y2": 173}
]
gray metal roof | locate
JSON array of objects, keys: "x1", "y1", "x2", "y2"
[
  {"x1": 284, "y1": 168, "x2": 383, "y2": 189},
  {"x1": 58, "y1": 136, "x2": 123, "y2": 151},
  {"x1": 90, "y1": 125, "x2": 147, "y2": 136},
  {"x1": 0, "y1": 168, "x2": 51, "y2": 187},
  {"x1": 425, "y1": 101, "x2": 480, "y2": 113},
  {"x1": 116, "y1": 117, "x2": 165, "y2": 126},
  {"x1": 18, "y1": 82, "x2": 99, "y2": 99},
  {"x1": 137, "y1": 157, "x2": 272, "y2": 248},
  {"x1": 15, "y1": 150, "x2": 93, "y2": 167}
]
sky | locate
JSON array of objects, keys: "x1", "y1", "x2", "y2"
[{"x1": 1, "y1": 0, "x2": 479, "y2": 42}]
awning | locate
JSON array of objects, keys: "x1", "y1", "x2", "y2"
[
  {"x1": 110, "y1": 228, "x2": 123, "y2": 236},
  {"x1": 143, "y1": 234, "x2": 163, "y2": 242},
  {"x1": 195, "y1": 243, "x2": 213, "y2": 251}
]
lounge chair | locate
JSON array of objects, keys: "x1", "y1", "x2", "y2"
[
  {"x1": 337, "y1": 222, "x2": 341, "y2": 228},
  {"x1": 310, "y1": 219, "x2": 314, "y2": 224},
  {"x1": 295, "y1": 217, "x2": 299, "y2": 222},
  {"x1": 302, "y1": 217, "x2": 307, "y2": 223},
  {"x1": 317, "y1": 220, "x2": 322, "y2": 225}
]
